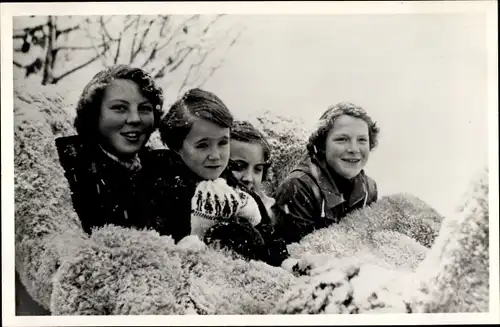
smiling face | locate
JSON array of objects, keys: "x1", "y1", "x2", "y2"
[
  {"x1": 230, "y1": 140, "x2": 266, "y2": 192},
  {"x1": 178, "y1": 117, "x2": 230, "y2": 180},
  {"x1": 98, "y1": 79, "x2": 155, "y2": 159},
  {"x1": 324, "y1": 114, "x2": 370, "y2": 179}
]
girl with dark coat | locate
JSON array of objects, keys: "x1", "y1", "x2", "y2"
[
  {"x1": 55, "y1": 65, "x2": 165, "y2": 235},
  {"x1": 224, "y1": 120, "x2": 289, "y2": 266},
  {"x1": 273, "y1": 102, "x2": 380, "y2": 245},
  {"x1": 151, "y1": 89, "x2": 288, "y2": 266}
]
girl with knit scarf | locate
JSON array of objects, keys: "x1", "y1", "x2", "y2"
[{"x1": 55, "y1": 65, "x2": 165, "y2": 235}]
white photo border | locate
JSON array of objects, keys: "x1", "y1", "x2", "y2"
[{"x1": 2, "y1": 1, "x2": 498, "y2": 326}]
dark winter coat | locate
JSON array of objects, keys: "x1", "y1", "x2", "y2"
[
  {"x1": 149, "y1": 150, "x2": 289, "y2": 266},
  {"x1": 55, "y1": 135, "x2": 163, "y2": 235},
  {"x1": 272, "y1": 154, "x2": 378, "y2": 245}
]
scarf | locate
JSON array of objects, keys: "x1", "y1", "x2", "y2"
[{"x1": 99, "y1": 145, "x2": 143, "y2": 172}]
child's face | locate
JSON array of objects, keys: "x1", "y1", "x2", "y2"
[
  {"x1": 178, "y1": 117, "x2": 230, "y2": 180},
  {"x1": 229, "y1": 140, "x2": 266, "y2": 192},
  {"x1": 324, "y1": 114, "x2": 370, "y2": 179},
  {"x1": 98, "y1": 79, "x2": 155, "y2": 158}
]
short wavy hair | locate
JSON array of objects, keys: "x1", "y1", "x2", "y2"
[
  {"x1": 230, "y1": 120, "x2": 272, "y2": 181},
  {"x1": 307, "y1": 102, "x2": 380, "y2": 158},
  {"x1": 159, "y1": 88, "x2": 233, "y2": 151},
  {"x1": 73, "y1": 65, "x2": 164, "y2": 143}
]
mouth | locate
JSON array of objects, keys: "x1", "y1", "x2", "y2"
[
  {"x1": 342, "y1": 158, "x2": 361, "y2": 164},
  {"x1": 121, "y1": 131, "x2": 143, "y2": 142},
  {"x1": 205, "y1": 165, "x2": 222, "y2": 170}
]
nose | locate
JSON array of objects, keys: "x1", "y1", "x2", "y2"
[
  {"x1": 347, "y1": 140, "x2": 360, "y2": 153},
  {"x1": 240, "y1": 169, "x2": 252, "y2": 183},
  {"x1": 126, "y1": 107, "x2": 141, "y2": 124},
  {"x1": 207, "y1": 146, "x2": 221, "y2": 161}
]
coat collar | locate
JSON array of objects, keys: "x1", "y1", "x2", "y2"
[{"x1": 296, "y1": 155, "x2": 368, "y2": 210}]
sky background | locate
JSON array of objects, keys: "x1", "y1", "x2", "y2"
[
  {"x1": 13, "y1": 13, "x2": 491, "y2": 217},
  {"x1": 202, "y1": 14, "x2": 490, "y2": 217}
]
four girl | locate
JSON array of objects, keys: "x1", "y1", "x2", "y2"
[{"x1": 56, "y1": 64, "x2": 380, "y2": 268}]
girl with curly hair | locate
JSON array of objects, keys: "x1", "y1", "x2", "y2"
[
  {"x1": 55, "y1": 65, "x2": 165, "y2": 235},
  {"x1": 273, "y1": 102, "x2": 380, "y2": 244}
]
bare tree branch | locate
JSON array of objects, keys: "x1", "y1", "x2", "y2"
[
  {"x1": 156, "y1": 15, "x2": 200, "y2": 53},
  {"x1": 56, "y1": 43, "x2": 110, "y2": 50},
  {"x1": 141, "y1": 41, "x2": 159, "y2": 67},
  {"x1": 114, "y1": 32, "x2": 122, "y2": 64},
  {"x1": 80, "y1": 18, "x2": 110, "y2": 67},
  {"x1": 202, "y1": 14, "x2": 225, "y2": 35},
  {"x1": 56, "y1": 24, "x2": 80, "y2": 38},
  {"x1": 52, "y1": 48, "x2": 108, "y2": 83},
  {"x1": 168, "y1": 46, "x2": 196, "y2": 73},
  {"x1": 158, "y1": 15, "x2": 170, "y2": 37},
  {"x1": 13, "y1": 24, "x2": 45, "y2": 34},
  {"x1": 99, "y1": 16, "x2": 115, "y2": 41},
  {"x1": 130, "y1": 16, "x2": 141, "y2": 64},
  {"x1": 131, "y1": 17, "x2": 155, "y2": 63},
  {"x1": 14, "y1": 14, "x2": 243, "y2": 88}
]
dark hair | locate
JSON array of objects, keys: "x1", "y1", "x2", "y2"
[
  {"x1": 230, "y1": 120, "x2": 272, "y2": 181},
  {"x1": 159, "y1": 88, "x2": 233, "y2": 151},
  {"x1": 307, "y1": 101, "x2": 380, "y2": 158},
  {"x1": 73, "y1": 65, "x2": 164, "y2": 143}
]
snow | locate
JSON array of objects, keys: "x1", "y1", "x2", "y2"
[{"x1": 13, "y1": 80, "x2": 490, "y2": 315}]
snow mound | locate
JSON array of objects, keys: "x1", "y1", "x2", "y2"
[{"x1": 14, "y1": 84, "x2": 490, "y2": 315}]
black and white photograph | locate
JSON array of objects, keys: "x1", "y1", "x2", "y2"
[{"x1": 2, "y1": 1, "x2": 499, "y2": 326}]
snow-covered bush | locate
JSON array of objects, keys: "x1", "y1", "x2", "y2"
[
  {"x1": 410, "y1": 168, "x2": 490, "y2": 312},
  {"x1": 14, "y1": 83, "x2": 489, "y2": 315},
  {"x1": 275, "y1": 169, "x2": 489, "y2": 314},
  {"x1": 241, "y1": 110, "x2": 311, "y2": 194}
]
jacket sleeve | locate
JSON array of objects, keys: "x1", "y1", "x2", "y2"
[
  {"x1": 272, "y1": 173, "x2": 321, "y2": 245},
  {"x1": 252, "y1": 192, "x2": 290, "y2": 267},
  {"x1": 221, "y1": 173, "x2": 290, "y2": 266},
  {"x1": 55, "y1": 137, "x2": 101, "y2": 235},
  {"x1": 366, "y1": 176, "x2": 378, "y2": 205}
]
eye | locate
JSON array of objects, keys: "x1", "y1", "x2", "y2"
[
  {"x1": 254, "y1": 165, "x2": 264, "y2": 173},
  {"x1": 334, "y1": 137, "x2": 347, "y2": 142},
  {"x1": 195, "y1": 142, "x2": 209, "y2": 149},
  {"x1": 110, "y1": 104, "x2": 127, "y2": 112},
  {"x1": 358, "y1": 137, "x2": 368, "y2": 144},
  {"x1": 230, "y1": 160, "x2": 246, "y2": 172},
  {"x1": 218, "y1": 139, "x2": 229, "y2": 146},
  {"x1": 139, "y1": 105, "x2": 153, "y2": 113}
]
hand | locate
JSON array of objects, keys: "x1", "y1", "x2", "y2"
[
  {"x1": 177, "y1": 235, "x2": 207, "y2": 252},
  {"x1": 191, "y1": 178, "x2": 262, "y2": 239},
  {"x1": 191, "y1": 178, "x2": 242, "y2": 220}
]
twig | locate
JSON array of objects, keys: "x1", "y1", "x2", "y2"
[
  {"x1": 56, "y1": 43, "x2": 110, "y2": 50},
  {"x1": 114, "y1": 32, "x2": 122, "y2": 64},
  {"x1": 13, "y1": 61, "x2": 25, "y2": 68},
  {"x1": 52, "y1": 48, "x2": 108, "y2": 83},
  {"x1": 56, "y1": 25, "x2": 80, "y2": 38},
  {"x1": 130, "y1": 16, "x2": 141, "y2": 64},
  {"x1": 131, "y1": 17, "x2": 155, "y2": 63},
  {"x1": 155, "y1": 15, "x2": 200, "y2": 53}
]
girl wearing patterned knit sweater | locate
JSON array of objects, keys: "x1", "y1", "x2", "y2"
[{"x1": 152, "y1": 88, "x2": 289, "y2": 266}]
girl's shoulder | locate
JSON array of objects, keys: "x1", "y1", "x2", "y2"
[
  {"x1": 55, "y1": 135, "x2": 89, "y2": 172},
  {"x1": 141, "y1": 148, "x2": 178, "y2": 167}
]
